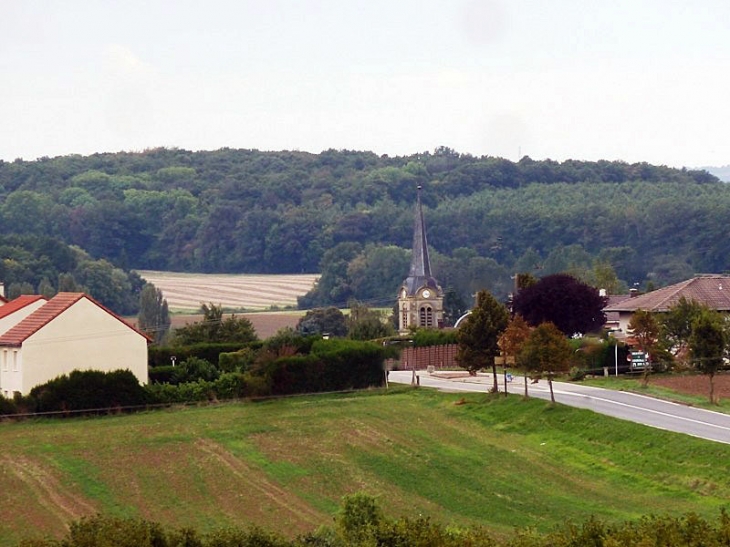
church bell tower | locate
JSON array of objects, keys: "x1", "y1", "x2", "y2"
[{"x1": 397, "y1": 185, "x2": 444, "y2": 334}]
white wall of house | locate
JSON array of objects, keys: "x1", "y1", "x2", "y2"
[
  {"x1": 615, "y1": 313, "x2": 633, "y2": 334},
  {"x1": 0, "y1": 348, "x2": 21, "y2": 398},
  {"x1": 10, "y1": 298, "x2": 148, "y2": 395}
]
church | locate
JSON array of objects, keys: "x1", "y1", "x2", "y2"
[{"x1": 396, "y1": 186, "x2": 444, "y2": 334}]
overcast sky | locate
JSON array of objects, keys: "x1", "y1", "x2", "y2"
[{"x1": 2, "y1": 1, "x2": 728, "y2": 168}]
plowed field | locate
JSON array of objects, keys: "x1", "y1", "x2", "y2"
[
  {"x1": 651, "y1": 372, "x2": 730, "y2": 399},
  {"x1": 136, "y1": 271, "x2": 318, "y2": 312}
]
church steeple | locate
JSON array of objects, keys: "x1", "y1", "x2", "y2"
[
  {"x1": 401, "y1": 185, "x2": 439, "y2": 297},
  {"x1": 409, "y1": 185, "x2": 432, "y2": 279},
  {"x1": 397, "y1": 185, "x2": 444, "y2": 333}
]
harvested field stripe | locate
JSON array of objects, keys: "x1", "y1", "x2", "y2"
[{"x1": 136, "y1": 271, "x2": 319, "y2": 311}]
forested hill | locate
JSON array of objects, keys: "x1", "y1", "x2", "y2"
[{"x1": 0, "y1": 147, "x2": 725, "y2": 309}]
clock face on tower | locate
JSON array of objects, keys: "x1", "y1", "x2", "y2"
[{"x1": 422, "y1": 289, "x2": 431, "y2": 298}]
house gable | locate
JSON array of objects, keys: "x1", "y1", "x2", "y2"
[{"x1": 0, "y1": 293, "x2": 149, "y2": 396}]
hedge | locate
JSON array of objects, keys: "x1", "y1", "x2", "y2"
[{"x1": 149, "y1": 342, "x2": 263, "y2": 368}]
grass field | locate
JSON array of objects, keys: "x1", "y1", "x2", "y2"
[
  {"x1": 583, "y1": 374, "x2": 730, "y2": 413},
  {"x1": 2, "y1": 388, "x2": 729, "y2": 546},
  {"x1": 136, "y1": 271, "x2": 319, "y2": 312}
]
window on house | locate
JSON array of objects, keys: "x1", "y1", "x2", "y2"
[
  {"x1": 1, "y1": 350, "x2": 7, "y2": 372},
  {"x1": 12, "y1": 351, "x2": 18, "y2": 372}
]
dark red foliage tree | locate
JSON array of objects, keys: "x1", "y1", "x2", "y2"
[{"x1": 512, "y1": 273, "x2": 608, "y2": 336}]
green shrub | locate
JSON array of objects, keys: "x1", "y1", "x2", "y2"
[
  {"x1": 149, "y1": 365, "x2": 175, "y2": 384},
  {"x1": 29, "y1": 369, "x2": 148, "y2": 413},
  {"x1": 171, "y1": 357, "x2": 219, "y2": 384},
  {"x1": 218, "y1": 347, "x2": 256, "y2": 373},
  {"x1": 310, "y1": 339, "x2": 385, "y2": 391},
  {"x1": 212, "y1": 373, "x2": 248, "y2": 399},
  {"x1": 65, "y1": 514, "x2": 168, "y2": 547},
  {"x1": 262, "y1": 354, "x2": 324, "y2": 396},
  {"x1": 412, "y1": 328, "x2": 458, "y2": 347},
  {"x1": 149, "y1": 342, "x2": 262, "y2": 368},
  {"x1": 0, "y1": 395, "x2": 18, "y2": 415}
]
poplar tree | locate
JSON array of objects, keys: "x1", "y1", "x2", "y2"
[
  {"x1": 456, "y1": 290, "x2": 509, "y2": 392},
  {"x1": 138, "y1": 284, "x2": 171, "y2": 343},
  {"x1": 689, "y1": 309, "x2": 727, "y2": 404}
]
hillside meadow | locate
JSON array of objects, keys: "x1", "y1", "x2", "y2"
[{"x1": 2, "y1": 387, "x2": 729, "y2": 546}]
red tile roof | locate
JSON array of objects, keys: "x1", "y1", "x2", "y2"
[
  {"x1": 604, "y1": 276, "x2": 730, "y2": 313},
  {"x1": 0, "y1": 293, "x2": 150, "y2": 347},
  {"x1": 0, "y1": 295, "x2": 47, "y2": 320}
]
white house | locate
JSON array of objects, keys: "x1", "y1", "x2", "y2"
[{"x1": 0, "y1": 293, "x2": 149, "y2": 397}]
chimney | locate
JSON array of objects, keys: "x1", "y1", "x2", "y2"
[
  {"x1": 629, "y1": 288, "x2": 638, "y2": 298},
  {"x1": 0, "y1": 282, "x2": 5, "y2": 298}
]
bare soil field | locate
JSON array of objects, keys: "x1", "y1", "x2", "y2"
[
  {"x1": 651, "y1": 372, "x2": 730, "y2": 399},
  {"x1": 169, "y1": 312, "x2": 303, "y2": 339},
  {"x1": 136, "y1": 271, "x2": 319, "y2": 312}
]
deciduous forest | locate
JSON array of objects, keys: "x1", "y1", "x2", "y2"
[{"x1": 0, "y1": 147, "x2": 724, "y2": 312}]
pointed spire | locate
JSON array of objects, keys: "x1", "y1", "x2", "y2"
[
  {"x1": 409, "y1": 185, "x2": 432, "y2": 278},
  {"x1": 400, "y1": 185, "x2": 439, "y2": 296}
]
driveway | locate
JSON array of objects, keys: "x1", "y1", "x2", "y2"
[{"x1": 387, "y1": 370, "x2": 730, "y2": 445}]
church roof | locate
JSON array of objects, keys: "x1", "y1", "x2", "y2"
[{"x1": 401, "y1": 186, "x2": 441, "y2": 296}]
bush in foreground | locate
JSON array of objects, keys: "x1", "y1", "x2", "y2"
[{"x1": 15, "y1": 496, "x2": 730, "y2": 547}]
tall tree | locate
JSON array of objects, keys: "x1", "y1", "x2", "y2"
[
  {"x1": 456, "y1": 290, "x2": 509, "y2": 392},
  {"x1": 173, "y1": 303, "x2": 258, "y2": 345},
  {"x1": 297, "y1": 307, "x2": 348, "y2": 337},
  {"x1": 512, "y1": 273, "x2": 607, "y2": 336},
  {"x1": 518, "y1": 322, "x2": 572, "y2": 403},
  {"x1": 689, "y1": 309, "x2": 727, "y2": 404},
  {"x1": 498, "y1": 314, "x2": 532, "y2": 397},
  {"x1": 627, "y1": 309, "x2": 660, "y2": 387},
  {"x1": 347, "y1": 301, "x2": 394, "y2": 341},
  {"x1": 660, "y1": 297, "x2": 705, "y2": 361},
  {"x1": 138, "y1": 283, "x2": 171, "y2": 344},
  {"x1": 442, "y1": 286, "x2": 468, "y2": 327}
]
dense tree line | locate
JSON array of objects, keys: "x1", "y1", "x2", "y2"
[
  {"x1": 0, "y1": 147, "x2": 725, "y2": 309},
  {"x1": 0, "y1": 234, "x2": 144, "y2": 314}
]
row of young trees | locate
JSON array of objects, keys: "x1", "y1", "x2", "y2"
[
  {"x1": 454, "y1": 272, "x2": 730, "y2": 405},
  {"x1": 455, "y1": 274, "x2": 607, "y2": 402}
]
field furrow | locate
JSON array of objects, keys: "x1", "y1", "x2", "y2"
[{"x1": 137, "y1": 271, "x2": 319, "y2": 311}]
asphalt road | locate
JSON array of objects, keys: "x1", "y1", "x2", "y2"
[{"x1": 388, "y1": 370, "x2": 730, "y2": 445}]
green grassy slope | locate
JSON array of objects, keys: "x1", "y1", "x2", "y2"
[{"x1": 2, "y1": 387, "x2": 729, "y2": 546}]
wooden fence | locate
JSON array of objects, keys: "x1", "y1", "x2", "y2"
[{"x1": 385, "y1": 344, "x2": 458, "y2": 371}]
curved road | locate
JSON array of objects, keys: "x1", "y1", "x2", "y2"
[{"x1": 388, "y1": 370, "x2": 730, "y2": 445}]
